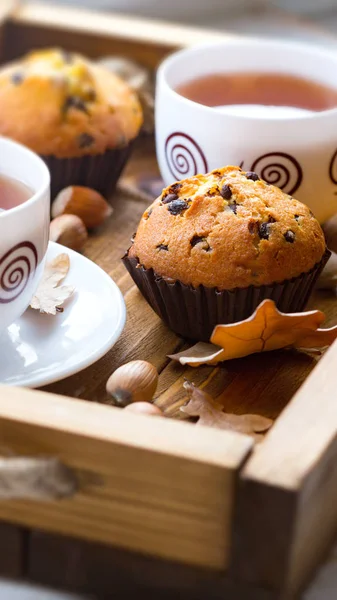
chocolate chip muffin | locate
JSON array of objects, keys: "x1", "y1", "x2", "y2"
[
  {"x1": 0, "y1": 48, "x2": 143, "y2": 197},
  {"x1": 124, "y1": 166, "x2": 329, "y2": 341}
]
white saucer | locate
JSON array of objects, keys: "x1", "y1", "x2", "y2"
[{"x1": 0, "y1": 242, "x2": 126, "y2": 388}]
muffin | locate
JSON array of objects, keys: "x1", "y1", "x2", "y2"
[
  {"x1": 123, "y1": 166, "x2": 329, "y2": 341},
  {"x1": 0, "y1": 48, "x2": 143, "y2": 198}
]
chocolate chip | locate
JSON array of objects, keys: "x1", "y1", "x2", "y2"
[
  {"x1": 162, "y1": 193, "x2": 178, "y2": 204},
  {"x1": 258, "y1": 222, "x2": 270, "y2": 240},
  {"x1": 157, "y1": 244, "x2": 168, "y2": 251},
  {"x1": 246, "y1": 171, "x2": 260, "y2": 181},
  {"x1": 248, "y1": 221, "x2": 257, "y2": 234},
  {"x1": 212, "y1": 170, "x2": 222, "y2": 177},
  {"x1": 284, "y1": 230, "x2": 295, "y2": 243},
  {"x1": 11, "y1": 72, "x2": 24, "y2": 85},
  {"x1": 77, "y1": 133, "x2": 95, "y2": 148},
  {"x1": 169, "y1": 183, "x2": 182, "y2": 194},
  {"x1": 268, "y1": 216, "x2": 276, "y2": 223},
  {"x1": 220, "y1": 184, "x2": 232, "y2": 200},
  {"x1": 130, "y1": 233, "x2": 136, "y2": 243},
  {"x1": 294, "y1": 214, "x2": 300, "y2": 221},
  {"x1": 190, "y1": 235, "x2": 210, "y2": 251},
  {"x1": 63, "y1": 96, "x2": 88, "y2": 114},
  {"x1": 168, "y1": 200, "x2": 189, "y2": 215}
]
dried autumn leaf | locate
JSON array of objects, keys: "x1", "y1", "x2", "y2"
[
  {"x1": 30, "y1": 253, "x2": 74, "y2": 315},
  {"x1": 170, "y1": 299, "x2": 337, "y2": 366},
  {"x1": 181, "y1": 382, "x2": 272, "y2": 442},
  {"x1": 170, "y1": 342, "x2": 224, "y2": 366}
]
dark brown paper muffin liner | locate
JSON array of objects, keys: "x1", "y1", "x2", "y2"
[
  {"x1": 123, "y1": 250, "x2": 331, "y2": 342},
  {"x1": 41, "y1": 144, "x2": 133, "y2": 200}
]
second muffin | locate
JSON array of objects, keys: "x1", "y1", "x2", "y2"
[
  {"x1": 0, "y1": 48, "x2": 143, "y2": 198},
  {"x1": 124, "y1": 166, "x2": 329, "y2": 341}
]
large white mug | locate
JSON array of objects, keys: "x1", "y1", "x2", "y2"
[
  {"x1": 156, "y1": 39, "x2": 337, "y2": 223},
  {"x1": 0, "y1": 137, "x2": 50, "y2": 332}
]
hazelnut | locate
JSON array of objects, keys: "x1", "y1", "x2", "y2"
[
  {"x1": 106, "y1": 360, "x2": 158, "y2": 407},
  {"x1": 124, "y1": 402, "x2": 163, "y2": 416},
  {"x1": 49, "y1": 214, "x2": 88, "y2": 251},
  {"x1": 52, "y1": 186, "x2": 113, "y2": 229}
]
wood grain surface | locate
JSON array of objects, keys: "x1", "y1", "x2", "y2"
[
  {"x1": 3, "y1": 1, "x2": 229, "y2": 68},
  {"x1": 26, "y1": 528, "x2": 274, "y2": 600},
  {"x1": 0, "y1": 8, "x2": 336, "y2": 597},
  {"x1": 232, "y1": 340, "x2": 337, "y2": 598},
  {"x1": 0, "y1": 385, "x2": 252, "y2": 570},
  {"x1": 39, "y1": 139, "x2": 336, "y2": 431}
]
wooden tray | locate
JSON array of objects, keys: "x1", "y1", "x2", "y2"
[{"x1": 0, "y1": 3, "x2": 336, "y2": 599}]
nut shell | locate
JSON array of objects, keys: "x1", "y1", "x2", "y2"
[
  {"x1": 52, "y1": 185, "x2": 112, "y2": 229},
  {"x1": 124, "y1": 402, "x2": 163, "y2": 416},
  {"x1": 106, "y1": 360, "x2": 158, "y2": 406},
  {"x1": 49, "y1": 214, "x2": 88, "y2": 251}
]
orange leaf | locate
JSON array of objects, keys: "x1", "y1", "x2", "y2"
[
  {"x1": 181, "y1": 382, "x2": 272, "y2": 442},
  {"x1": 170, "y1": 300, "x2": 337, "y2": 366}
]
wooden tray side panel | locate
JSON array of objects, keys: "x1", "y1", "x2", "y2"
[
  {"x1": 3, "y1": 2, "x2": 229, "y2": 66},
  {"x1": 0, "y1": 4, "x2": 334, "y2": 596},
  {"x1": 26, "y1": 528, "x2": 275, "y2": 600},
  {"x1": 0, "y1": 386, "x2": 252, "y2": 571},
  {"x1": 0, "y1": 522, "x2": 26, "y2": 578},
  {"x1": 232, "y1": 340, "x2": 337, "y2": 597}
]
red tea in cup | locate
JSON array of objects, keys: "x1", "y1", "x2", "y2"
[{"x1": 0, "y1": 174, "x2": 32, "y2": 211}]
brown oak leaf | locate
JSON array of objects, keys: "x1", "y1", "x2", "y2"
[
  {"x1": 181, "y1": 382, "x2": 272, "y2": 442},
  {"x1": 169, "y1": 299, "x2": 337, "y2": 366},
  {"x1": 30, "y1": 253, "x2": 74, "y2": 315}
]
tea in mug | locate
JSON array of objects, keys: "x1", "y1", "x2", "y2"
[{"x1": 0, "y1": 175, "x2": 32, "y2": 211}]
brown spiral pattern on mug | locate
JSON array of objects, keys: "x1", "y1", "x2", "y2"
[
  {"x1": 329, "y1": 149, "x2": 337, "y2": 185},
  {"x1": 165, "y1": 132, "x2": 208, "y2": 181},
  {"x1": 250, "y1": 152, "x2": 303, "y2": 195},
  {"x1": 0, "y1": 241, "x2": 38, "y2": 304}
]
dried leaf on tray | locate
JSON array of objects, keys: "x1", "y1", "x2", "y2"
[
  {"x1": 97, "y1": 56, "x2": 154, "y2": 134},
  {"x1": 30, "y1": 253, "x2": 74, "y2": 315},
  {"x1": 181, "y1": 382, "x2": 272, "y2": 442},
  {"x1": 170, "y1": 342, "x2": 224, "y2": 366},
  {"x1": 170, "y1": 299, "x2": 337, "y2": 366}
]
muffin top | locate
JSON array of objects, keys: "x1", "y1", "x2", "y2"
[
  {"x1": 129, "y1": 166, "x2": 326, "y2": 289},
  {"x1": 0, "y1": 48, "x2": 143, "y2": 158}
]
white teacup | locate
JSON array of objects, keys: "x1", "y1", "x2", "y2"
[
  {"x1": 0, "y1": 137, "x2": 50, "y2": 332},
  {"x1": 156, "y1": 39, "x2": 337, "y2": 223}
]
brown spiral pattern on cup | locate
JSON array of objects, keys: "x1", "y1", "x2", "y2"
[
  {"x1": 165, "y1": 132, "x2": 208, "y2": 181},
  {"x1": 250, "y1": 152, "x2": 303, "y2": 195},
  {"x1": 0, "y1": 241, "x2": 38, "y2": 304},
  {"x1": 329, "y1": 149, "x2": 337, "y2": 185}
]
